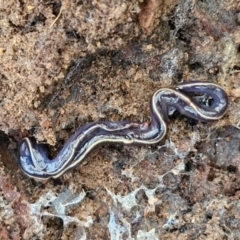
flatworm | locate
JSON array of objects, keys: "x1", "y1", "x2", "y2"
[{"x1": 18, "y1": 81, "x2": 228, "y2": 179}]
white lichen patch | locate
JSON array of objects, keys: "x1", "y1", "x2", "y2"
[{"x1": 24, "y1": 188, "x2": 92, "y2": 239}]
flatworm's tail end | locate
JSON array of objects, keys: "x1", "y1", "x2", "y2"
[{"x1": 18, "y1": 139, "x2": 51, "y2": 180}]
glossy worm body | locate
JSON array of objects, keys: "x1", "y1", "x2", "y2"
[{"x1": 18, "y1": 81, "x2": 228, "y2": 179}]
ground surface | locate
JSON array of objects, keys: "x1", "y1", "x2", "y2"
[{"x1": 1, "y1": 0, "x2": 240, "y2": 239}]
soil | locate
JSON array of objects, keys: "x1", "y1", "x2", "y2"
[{"x1": 0, "y1": 0, "x2": 240, "y2": 239}]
